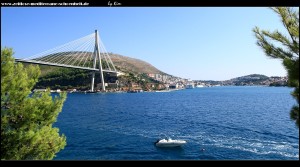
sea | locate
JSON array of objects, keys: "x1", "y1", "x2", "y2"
[{"x1": 53, "y1": 86, "x2": 299, "y2": 160}]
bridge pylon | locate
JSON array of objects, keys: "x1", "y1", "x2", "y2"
[{"x1": 91, "y1": 30, "x2": 105, "y2": 92}]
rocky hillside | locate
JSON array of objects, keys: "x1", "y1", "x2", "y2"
[{"x1": 109, "y1": 53, "x2": 163, "y2": 74}]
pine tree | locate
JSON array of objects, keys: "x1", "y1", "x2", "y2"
[
  {"x1": 253, "y1": 7, "x2": 299, "y2": 127},
  {"x1": 1, "y1": 47, "x2": 67, "y2": 160}
]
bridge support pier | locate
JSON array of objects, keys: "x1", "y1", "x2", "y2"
[{"x1": 91, "y1": 72, "x2": 95, "y2": 92}]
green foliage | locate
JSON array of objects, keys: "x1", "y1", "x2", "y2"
[
  {"x1": 117, "y1": 72, "x2": 160, "y2": 91},
  {"x1": 233, "y1": 74, "x2": 270, "y2": 85},
  {"x1": 1, "y1": 47, "x2": 67, "y2": 160},
  {"x1": 269, "y1": 82, "x2": 288, "y2": 87},
  {"x1": 35, "y1": 63, "x2": 159, "y2": 91},
  {"x1": 36, "y1": 68, "x2": 91, "y2": 90},
  {"x1": 34, "y1": 67, "x2": 118, "y2": 90},
  {"x1": 253, "y1": 7, "x2": 299, "y2": 127}
]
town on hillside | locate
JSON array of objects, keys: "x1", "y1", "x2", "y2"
[{"x1": 34, "y1": 72, "x2": 288, "y2": 93}]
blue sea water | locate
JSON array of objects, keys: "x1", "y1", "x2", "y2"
[{"x1": 53, "y1": 86, "x2": 299, "y2": 160}]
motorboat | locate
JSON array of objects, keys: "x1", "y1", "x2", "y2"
[{"x1": 154, "y1": 138, "x2": 187, "y2": 147}]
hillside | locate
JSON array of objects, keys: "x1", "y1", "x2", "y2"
[
  {"x1": 227, "y1": 74, "x2": 287, "y2": 86},
  {"x1": 109, "y1": 53, "x2": 163, "y2": 74},
  {"x1": 225, "y1": 74, "x2": 286, "y2": 86},
  {"x1": 21, "y1": 53, "x2": 170, "y2": 90},
  {"x1": 229, "y1": 74, "x2": 269, "y2": 84},
  {"x1": 30, "y1": 53, "x2": 165, "y2": 77},
  {"x1": 195, "y1": 74, "x2": 288, "y2": 86}
]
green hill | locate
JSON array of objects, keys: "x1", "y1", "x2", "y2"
[{"x1": 228, "y1": 74, "x2": 279, "y2": 86}]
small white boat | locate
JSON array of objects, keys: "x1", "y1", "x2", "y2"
[{"x1": 155, "y1": 138, "x2": 187, "y2": 147}]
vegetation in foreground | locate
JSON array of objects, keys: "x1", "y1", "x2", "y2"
[
  {"x1": 1, "y1": 47, "x2": 67, "y2": 160},
  {"x1": 253, "y1": 7, "x2": 299, "y2": 127}
]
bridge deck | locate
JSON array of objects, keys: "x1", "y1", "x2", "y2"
[{"x1": 15, "y1": 59, "x2": 117, "y2": 73}]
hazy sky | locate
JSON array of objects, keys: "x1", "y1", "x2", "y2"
[{"x1": 1, "y1": 7, "x2": 290, "y2": 80}]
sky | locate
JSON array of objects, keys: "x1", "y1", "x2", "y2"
[{"x1": 1, "y1": 7, "x2": 291, "y2": 80}]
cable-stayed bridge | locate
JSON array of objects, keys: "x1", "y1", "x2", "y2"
[{"x1": 15, "y1": 30, "x2": 117, "y2": 92}]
